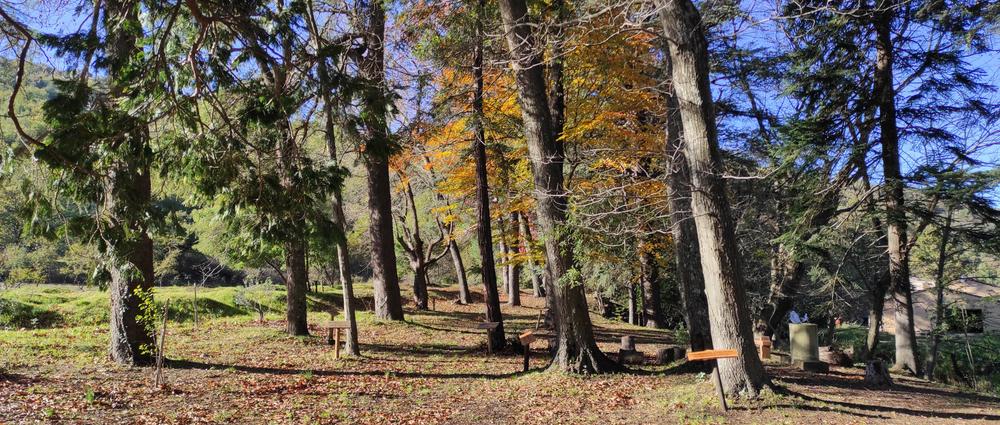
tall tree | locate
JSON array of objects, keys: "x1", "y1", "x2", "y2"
[
  {"x1": 395, "y1": 179, "x2": 451, "y2": 310},
  {"x1": 17, "y1": 0, "x2": 158, "y2": 364},
  {"x1": 518, "y1": 212, "x2": 545, "y2": 298},
  {"x1": 638, "y1": 243, "x2": 663, "y2": 329},
  {"x1": 662, "y1": 53, "x2": 712, "y2": 350},
  {"x1": 657, "y1": 0, "x2": 768, "y2": 394},
  {"x1": 507, "y1": 212, "x2": 522, "y2": 306},
  {"x1": 471, "y1": 0, "x2": 506, "y2": 351},
  {"x1": 307, "y1": 0, "x2": 360, "y2": 354},
  {"x1": 353, "y1": 0, "x2": 404, "y2": 320},
  {"x1": 497, "y1": 0, "x2": 617, "y2": 372},
  {"x1": 873, "y1": 0, "x2": 920, "y2": 375}
]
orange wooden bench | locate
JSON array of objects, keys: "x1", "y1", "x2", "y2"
[{"x1": 686, "y1": 349, "x2": 738, "y2": 411}]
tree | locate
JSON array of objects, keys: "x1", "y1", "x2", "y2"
[
  {"x1": 395, "y1": 177, "x2": 451, "y2": 310},
  {"x1": 662, "y1": 53, "x2": 711, "y2": 349},
  {"x1": 352, "y1": 0, "x2": 404, "y2": 321},
  {"x1": 472, "y1": 0, "x2": 506, "y2": 351},
  {"x1": 497, "y1": 0, "x2": 617, "y2": 372},
  {"x1": 10, "y1": 0, "x2": 159, "y2": 365},
  {"x1": 657, "y1": 0, "x2": 768, "y2": 394},
  {"x1": 871, "y1": 0, "x2": 921, "y2": 375},
  {"x1": 306, "y1": 0, "x2": 360, "y2": 355},
  {"x1": 518, "y1": 212, "x2": 545, "y2": 298}
]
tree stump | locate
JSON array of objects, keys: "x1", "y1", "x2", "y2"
[
  {"x1": 656, "y1": 347, "x2": 675, "y2": 364},
  {"x1": 864, "y1": 360, "x2": 893, "y2": 387},
  {"x1": 672, "y1": 346, "x2": 686, "y2": 361},
  {"x1": 618, "y1": 335, "x2": 643, "y2": 364},
  {"x1": 621, "y1": 335, "x2": 636, "y2": 351}
]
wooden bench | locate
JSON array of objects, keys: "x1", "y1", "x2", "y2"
[
  {"x1": 686, "y1": 349, "x2": 738, "y2": 411},
  {"x1": 477, "y1": 321, "x2": 501, "y2": 353},
  {"x1": 323, "y1": 321, "x2": 350, "y2": 359}
]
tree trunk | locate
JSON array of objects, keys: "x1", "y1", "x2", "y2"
[
  {"x1": 639, "y1": 248, "x2": 663, "y2": 328},
  {"x1": 926, "y1": 208, "x2": 953, "y2": 381},
  {"x1": 284, "y1": 241, "x2": 309, "y2": 335},
  {"x1": 356, "y1": 0, "x2": 403, "y2": 321},
  {"x1": 866, "y1": 271, "x2": 890, "y2": 361},
  {"x1": 519, "y1": 213, "x2": 545, "y2": 298},
  {"x1": 449, "y1": 240, "x2": 471, "y2": 304},
  {"x1": 308, "y1": 0, "x2": 361, "y2": 353},
  {"x1": 472, "y1": 0, "x2": 506, "y2": 352},
  {"x1": 508, "y1": 213, "x2": 522, "y2": 306},
  {"x1": 334, "y1": 219, "x2": 360, "y2": 355},
  {"x1": 104, "y1": 0, "x2": 154, "y2": 366},
  {"x1": 412, "y1": 262, "x2": 429, "y2": 310},
  {"x1": 874, "y1": 1, "x2": 921, "y2": 376},
  {"x1": 662, "y1": 41, "x2": 712, "y2": 352},
  {"x1": 761, "y1": 249, "x2": 805, "y2": 337},
  {"x1": 628, "y1": 283, "x2": 638, "y2": 325},
  {"x1": 106, "y1": 174, "x2": 155, "y2": 366},
  {"x1": 658, "y1": 0, "x2": 767, "y2": 394},
  {"x1": 498, "y1": 0, "x2": 617, "y2": 373},
  {"x1": 497, "y1": 215, "x2": 511, "y2": 296}
]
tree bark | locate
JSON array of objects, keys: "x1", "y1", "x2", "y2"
[
  {"x1": 658, "y1": 0, "x2": 767, "y2": 394},
  {"x1": 104, "y1": 0, "x2": 154, "y2": 366},
  {"x1": 472, "y1": 0, "x2": 506, "y2": 352},
  {"x1": 662, "y1": 43, "x2": 712, "y2": 352},
  {"x1": 926, "y1": 208, "x2": 953, "y2": 380},
  {"x1": 284, "y1": 241, "x2": 309, "y2": 335},
  {"x1": 107, "y1": 169, "x2": 156, "y2": 365},
  {"x1": 627, "y1": 283, "x2": 638, "y2": 325},
  {"x1": 411, "y1": 262, "x2": 429, "y2": 310},
  {"x1": 355, "y1": 0, "x2": 403, "y2": 321},
  {"x1": 874, "y1": 0, "x2": 921, "y2": 376},
  {"x1": 760, "y1": 248, "x2": 805, "y2": 337},
  {"x1": 308, "y1": 0, "x2": 361, "y2": 352},
  {"x1": 519, "y1": 213, "x2": 545, "y2": 298},
  {"x1": 497, "y1": 214, "x2": 511, "y2": 295},
  {"x1": 498, "y1": 0, "x2": 617, "y2": 373},
  {"x1": 639, "y1": 248, "x2": 663, "y2": 329},
  {"x1": 449, "y1": 240, "x2": 471, "y2": 304},
  {"x1": 865, "y1": 271, "x2": 890, "y2": 360},
  {"x1": 396, "y1": 181, "x2": 449, "y2": 311},
  {"x1": 508, "y1": 213, "x2": 522, "y2": 306}
]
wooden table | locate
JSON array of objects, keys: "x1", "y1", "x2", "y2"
[{"x1": 324, "y1": 321, "x2": 350, "y2": 359}]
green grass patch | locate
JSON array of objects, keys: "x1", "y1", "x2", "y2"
[{"x1": 0, "y1": 283, "x2": 350, "y2": 330}]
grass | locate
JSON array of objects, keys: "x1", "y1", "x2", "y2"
[
  {"x1": 2, "y1": 283, "x2": 999, "y2": 424},
  {"x1": 0, "y1": 283, "x2": 354, "y2": 330}
]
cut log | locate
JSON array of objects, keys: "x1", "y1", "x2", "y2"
[
  {"x1": 656, "y1": 347, "x2": 675, "y2": 364},
  {"x1": 621, "y1": 335, "x2": 636, "y2": 351}
]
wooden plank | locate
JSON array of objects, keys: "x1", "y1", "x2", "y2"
[
  {"x1": 324, "y1": 321, "x2": 350, "y2": 329},
  {"x1": 519, "y1": 331, "x2": 537, "y2": 345},
  {"x1": 686, "y1": 349, "x2": 738, "y2": 361},
  {"x1": 477, "y1": 322, "x2": 500, "y2": 330}
]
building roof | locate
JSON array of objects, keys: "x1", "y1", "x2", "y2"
[{"x1": 911, "y1": 277, "x2": 1000, "y2": 299}]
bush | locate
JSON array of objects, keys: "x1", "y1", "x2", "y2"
[{"x1": 6, "y1": 267, "x2": 46, "y2": 287}]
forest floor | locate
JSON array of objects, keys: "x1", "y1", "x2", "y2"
[{"x1": 1, "y1": 284, "x2": 999, "y2": 424}]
